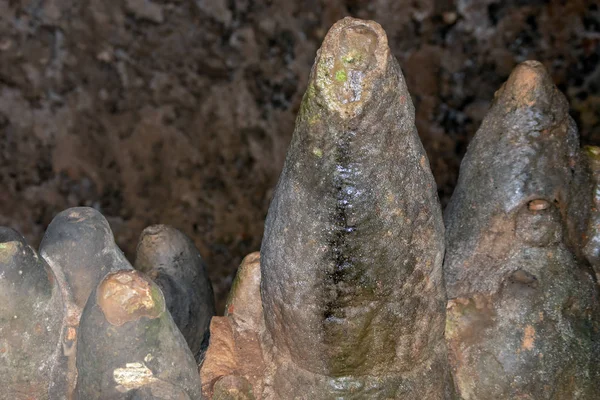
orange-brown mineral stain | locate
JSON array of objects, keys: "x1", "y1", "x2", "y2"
[
  {"x1": 97, "y1": 271, "x2": 164, "y2": 326},
  {"x1": 67, "y1": 327, "x2": 77, "y2": 341},
  {"x1": 506, "y1": 62, "x2": 542, "y2": 107},
  {"x1": 521, "y1": 325, "x2": 536, "y2": 351},
  {"x1": 528, "y1": 199, "x2": 550, "y2": 211}
]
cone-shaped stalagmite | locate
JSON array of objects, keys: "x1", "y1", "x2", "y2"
[
  {"x1": 0, "y1": 228, "x2": 64, "y2": 400},
  {"x1": 75, "y1": 270, "x2": 202, "y2": 399},
  {"x1": 134, "y1": 224, "x2": 216, "y2": 361},
  {"x1": 444, "y1": 61, "x2": 600, "y2": 399},
  {"x1": 39, "y1": 207, "x2": 134, "y2": 396},
  {"x1": 259, "y1": 17, "x2": 452, "y2": 398}
]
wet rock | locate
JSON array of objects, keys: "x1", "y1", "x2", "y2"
[
  {"x1": 444, "y1": 61, "x2": 600, "y2": 399},
  {"x1": 39, "y1": 206, "x2": 134, "y2": 396},
  {"x1": 0, "y1": 228, "x2": 64, "y2": 399},
  {"x1": 75, "y1": 270, "x2": 202, "y2": 399},
  {"x1": 260, "y1": 16, "x2": 452, "y2": 398},
  {"x1": 135, "y1": 224, "x2": 216, "y2": 361},
  {"x1": 203, "y1": 17, "x2": 454, "y2": 399}
]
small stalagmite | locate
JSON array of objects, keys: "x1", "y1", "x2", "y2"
[
  {"x1": 75, "y1": 270, "x2": 203, "y2": 399},
  {"x1": 39, "y1": 207, "x2": 135, "y2": 396},
  {"x1": 134, "y1": 224, "x2": 216, "y2": 361},
  {"x1": 0, "y1": 228, "x2": 64, "y2": 400}
]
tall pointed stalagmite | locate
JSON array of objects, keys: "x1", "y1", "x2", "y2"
[
  {"x1": 215, "y1": 16, "x2": 451, "y2": 398},
  {"x1": 444, "y1": 61, "x2": 600, "y2": 399},
  {"x1": 202, "y1": 17, "x2": 454, "y2": 399}
]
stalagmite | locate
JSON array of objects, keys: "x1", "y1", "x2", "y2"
[
  {"x1": 444, "y1": 60, "x2": 600, "y2": 399},
  {"x1": 39, "y1": 207, "x2": 135, "y2": 396},
  {"x1": 75, "y1": 270, "x2": 203, "y2": 399},
  {"x1": 202, "y1": 17, "x2": 454, "y2": 399},
  {"x1": 135, "y1": 224, "x2": 216, "y2": 361},
  {"x1": 0, "y1": 228, "x2": 64, "y2": 399}
]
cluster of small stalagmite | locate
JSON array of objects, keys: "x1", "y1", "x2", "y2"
[
  {"x1": 2, "y1": 17, "x2": 599, "y2": 400},
  {"x1": 1, "y1": 209, "x2": 214, "y2": 399}
]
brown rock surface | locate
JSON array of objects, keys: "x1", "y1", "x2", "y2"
[{"x1": 201, "y1": 253, "x2": 265, "y2": 399}]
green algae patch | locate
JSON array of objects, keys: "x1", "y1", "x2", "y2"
[
  {"x1": 584, "y1": 145, "x2": 600, "y2": 161},
  {"x1": 335, "y1": 69, "x2": 347, "y2": 82}
]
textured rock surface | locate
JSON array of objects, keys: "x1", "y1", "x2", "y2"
[
  {"x1": 203, "y1": 17, "x2": 454, "y2": 399},
  {"x1": 573, "y1": 145, "x2": 600, "y2": 284},
  {"x1": 201, "y1": 252, "x2": 265, "y2": 399},
  {"x1": 0, "y1": 227, "x2": 64, "y2": 399},
  {"x1": 444, "y1": 61, "x2": 600, "y2": 399},
  {"x1": 40, "y1": 207, "x2": 133, "y2": 311},
  {"x1": 39, "y1": 206, "x2": 135, "y2": 397},
  {"x1": 135, "y1": 224, "x2": 216, "y2": 361},
  {"x1": 1, "y1": 0, "x2": 598, "y2": 312},
  {"x1": 75, "y1": 270, "x2": 202, "y2": 399}
]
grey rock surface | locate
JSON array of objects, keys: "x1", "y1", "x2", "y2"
[
  {"x1": 75, "y1": 270, "x2": 202, "y2": 399},
  {"x1": 135, "y1": 224, "x2": 216, "y2": 361},
  {"x1": 0, "y1": 227, "x2": 64, "y2": 400},
  {"x1": 39, "y1": 206, "x2": 135, "y2": 397},
  {"x1": 444, "y1": 61, "x2": 600, "y2": 399}
]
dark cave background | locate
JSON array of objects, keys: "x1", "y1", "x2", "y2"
[{"x1": 1, "y1": 0, "x2": 598, "y2": 312}]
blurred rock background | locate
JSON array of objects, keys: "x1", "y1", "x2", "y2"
[{"x1": 1, "y1": 0, "x2": 598, "y2": 312}]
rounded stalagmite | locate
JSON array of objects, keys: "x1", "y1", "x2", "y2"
[
  {"x1": 0, "y1": 227, "x2": 64, "y2": 400},
  {"x1": 75, "y1": 269, "x2": 203, "y2": 399},
  {"x1": 39, "y1": 207, "x2": 135, "y2": 396},
  {"x1": 135, "y1": 224, "x2": 216, "y2": 361}
]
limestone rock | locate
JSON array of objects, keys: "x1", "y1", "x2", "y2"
[
  {"x1": 444, "y1": 61, "x2": 600, "y2": 399},
  {"x1": 75, "y1": 270, "x2": 202, "y2": 399},
  {"x1": 0, "y1": 228, "x2": 64, "y2": 399},
  {"x1": 135, "y1": 224, "x2": 216, "y2": 361}
]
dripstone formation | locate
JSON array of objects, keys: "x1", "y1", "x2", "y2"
[
  {"x1": 201, "y1": 17, "x2": 454, "y2": 399},
  {"x1": 1, "y1": 17, "x2": 600, "y2": 400},
  {"x1": 444, "y1": 61, "x2": 600, "y2": 399},
  {"x1": 1, "y1": 208, "x2": 213, "y2": 399},
  {"x1": 0, "y1": 228, "x2": 64, "y2": 399},
  {"x1": 135, "y1": 225, "x2": 216, "y2": 362}
]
